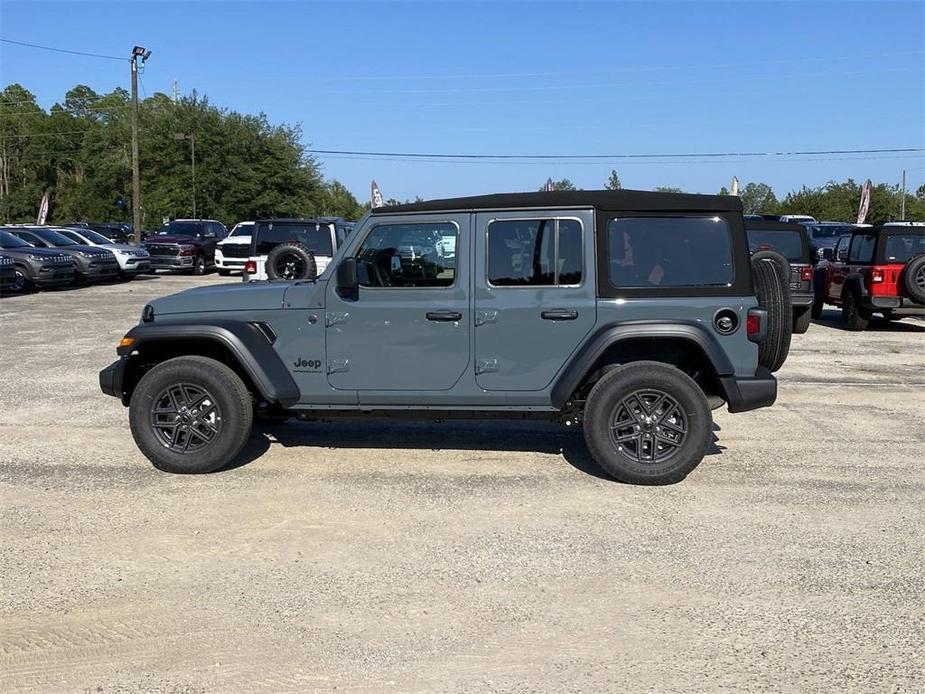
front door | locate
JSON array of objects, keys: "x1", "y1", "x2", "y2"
[
  {"x1": 325, "y1": 214, "x2": 470, "y2": 391},
  {"x1": 473, "y1": 210, "x2": 597, "y2": 391}
]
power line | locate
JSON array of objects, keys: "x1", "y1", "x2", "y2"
[
  {"x1": 317, "y1": 50, "x2": 925, "y2": 82},
  {"x1": 0, "y1": 37, "x2": 125, "y2": 61},
  {"x1": 307, "y1": 147, "x2": 925, "y2": 161}
]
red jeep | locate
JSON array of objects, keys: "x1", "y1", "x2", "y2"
[{"x1": 815, "y1": 225, "x2": 925, "y2": 330}]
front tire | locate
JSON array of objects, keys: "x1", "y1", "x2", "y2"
[
  {"x1": 9, "y1": 266, "x2": 32, "y2": 293},
  {"x1": 841, "y1": 290, "x2": 870, "y2": 331},
  {"x1": 129, "y1": 356, "x2": 254, "y2": 473},
  {"x1": 583, "y1": 361, "x2": 712, "y2": 485},
  {"x1": 191, "y1": 254, "x2": 206, "y2": 275}
]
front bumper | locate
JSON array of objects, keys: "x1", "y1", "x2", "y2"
[
  {"x1": 119, "y1": 256, "x2": 151, "y2": 274},
  {"x1": 100, "y1": 358, "x2": 129, "y2": 404},
  {"x1": 719, "y1": 368, "x2": 777, "y2": 413},
  {"x1": 80, "y1": 263, "x2": 120, "y2": 281},
  {"x1": 861, "y1": 296, "x2": 925, "y2": 315},
  {"x1": 149, "y1": 256, "x2": 194, "y2": 270},
  {"x1": 215, "y1": 254, "x2": 246, "y2": 269},
  {"x1": 34, "y1": 265, "x2": 76, "y2": 286}
]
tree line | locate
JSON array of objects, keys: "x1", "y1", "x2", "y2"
[
  {"x1": 0, "y1": 83, "x2": 367, "y2": 228},
  {"x1": 546, "y1": 170, "x2": 924, "y2": 224}
]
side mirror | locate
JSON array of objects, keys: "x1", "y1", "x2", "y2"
[
  {"x1": 336, "y1": 257, "x2": 358, "y2": 299},
  {"x1": 821, "y1": 248, "x2": 834, "y2": 261}
]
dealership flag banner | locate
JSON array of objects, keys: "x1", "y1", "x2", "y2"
[
  {"x1": 857, "y1": 179, "x2": 872, "y2": 224},
  {"x1": 731, "y1": 176, "x2": 739, "y2": 196},
  {"x1": 371, "y1": 180, "x2": 384, "y2": 208},
  {"x1": 36, "y1": 191, "x2": 50, "y2": 224}
]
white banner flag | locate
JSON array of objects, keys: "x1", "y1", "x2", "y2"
[
  {"x1": 856, "y1": 178, "x2": 872, "y2": 224},
  {"x1": 731, "y1": 176, "x2": 739, "y2": 196},
  {"x1": 371, "y1": 179, "x2": 384, "y2": 208},
  {"x1": 36, "y1": 191, "x2": 50, "y2": 225}
]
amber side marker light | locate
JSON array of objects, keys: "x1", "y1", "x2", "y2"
[{"x1": 119, "y1": 336, "x2": 135, "y2": 348}]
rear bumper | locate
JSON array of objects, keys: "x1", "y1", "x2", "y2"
[
  {"x1": 719, "y1": 368, "x2": 777, "y2": 413},
  {"x1": 100, "y1": 358, "x2": 128, "y2": 404},
  {"x1": 862, "y1": 296, "x2": 925, "y2": 314},
  {"x1": 791, "y1": 293, "x2": 814, "y2": 308}
]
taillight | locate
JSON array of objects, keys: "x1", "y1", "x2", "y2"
[
  {"x1": 746, "y1": 308, "x2": 766, "y2": 343},
  {"x1": 871, "y1": 266, "x2": 884, "y2": 283},
  {"x1": 747, "y1": 313, "x2": 760, "y2": 337},
  {"x1": 244, "y1": 260, "x2": 257, "y2": 274},
  {"x1": 800, "y1": 266, "x2": 813, "y2": 282}
]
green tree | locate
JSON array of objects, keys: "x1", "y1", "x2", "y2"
[
  {"x1": 739, "y1": 182, "x2": 779, "y2": 215},
  {"x1": 718, "y1": 186, "x2": 730, "y2": 196},
  {"x1": 605, "y1": 169, "x2": 622, "y2": 190},
  {"x1": 319, "y1": 180, "x2": 366, "y2": 219}
]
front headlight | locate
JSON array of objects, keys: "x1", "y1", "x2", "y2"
[
  {"x1": 28, "y1": 254, "x2": 46, "y2": 262},
  {"x1": 76, "y1": 250, "x2": 92, "y2": 258}
]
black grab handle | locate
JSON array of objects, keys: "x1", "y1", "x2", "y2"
[
  {"x1": 426, "y1": 311, "x2": 462, "y2": 322},
  {"x1": 541, "y1": 309, "x2": 578, "y2": 321}
]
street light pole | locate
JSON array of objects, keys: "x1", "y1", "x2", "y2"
[
  {"x1": 130, "y1": 45, "x2": 151, "y2": 245},
  {"x1": 173, "y1": 133, "x2": 196, "y2": 218}
]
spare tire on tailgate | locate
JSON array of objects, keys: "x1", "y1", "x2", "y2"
[
  {"x1": 902, "y1": 254, "x2": 925, "y2": 303},
  {"x1": 266, "y1": 242, "x2": 318, "y2": 281},
  {"x1": 751, "y1": 252, "x2": 792, "y2": 373}
]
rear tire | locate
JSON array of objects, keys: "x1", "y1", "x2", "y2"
[
  {"x1": 129, "y1": 356, "x2": 254, "y2": 474},
  {"x1": 841, "y1": 290, "x2": 870, "y2": 331},
  {"x1": 583, "y1": 361, "x2": 712, "y2": 485},
  {"x1": 792, "y1": 307, "x2": 812, "y2": 334},
  {"x1": 901, "y1": 254, "x2": 925, "y2": 303}
]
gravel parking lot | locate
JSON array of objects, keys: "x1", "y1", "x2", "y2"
[{"x1": 1, "y1": 274, "x2": 923, "y2": 693}]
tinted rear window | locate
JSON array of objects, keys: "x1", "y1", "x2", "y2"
[
  {"x1": 254, "y1": 222, "x2": 334, "y2": 257},
  {"x1": 881, "y1": 233, "x2": 925, "y2": 263},
  {"x1": 607, "y1": 216, "x2": 733, "y2": 288},
  {"x1": 747, "y1": 229, "x2": 805, "y2": 262}
]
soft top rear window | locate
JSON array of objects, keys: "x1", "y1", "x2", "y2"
[
  {"x1": 881, "y1": 233, "x2": 925, "y2": 263},
  {"x1": 253, "y1": 222, "x2": 334, "y2": 257},
  {"x1": 747, "y1": 229, "x2": 806, "y2": 262},
  {"x1": 607, "y1": 216, "x2": 733, "y2": 289}
]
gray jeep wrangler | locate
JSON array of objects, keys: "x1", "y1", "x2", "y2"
[{"x1": 100, "y1": 190, "x2": 790, "y2": 484}]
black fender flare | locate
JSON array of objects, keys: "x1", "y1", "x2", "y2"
[
  {"x1": 550, "y1": 320, "x2": 735, "y2": 409},
  {"x1": 841, "y1": 273, "x2": 867, "y2": 299},
  {"x1": 117, "y1": 319, "x2": 300, "y2": 407}
]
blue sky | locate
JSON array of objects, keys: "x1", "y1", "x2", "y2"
[{"x1": 2, "y1": 1, "x2": 923, "y2": 204}]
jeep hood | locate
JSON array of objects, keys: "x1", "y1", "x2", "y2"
[{"x1": 149, "y1": 282, "x2": 288, "y2": 315}]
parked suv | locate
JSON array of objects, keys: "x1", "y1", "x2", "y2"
[
  {"x1": 815, "y1": 225, "x2": 925, "y2": 329},
  {"x1": 6, "y1": 226, "x2": 119, "y2": 283},
  {"x1": 100, "y1": 190, "x2": 790, "y2": 485},
  {"x1": 746, "y1": 220, "x2": 815, "y2": 333},
  {"x1": 58, "y1": 227, "x2": 151, "y2": 278},
  {"x1": 243, "y1": 218, "x2": 354, "y2": 282},
  {"x1": 215, "y1": 221, "x2": 254, "y2": 276},
  {"x1": 65, "y1": 222, "x2": 134, "y2": 244},
  {"x1": 0, "y1": 230, "x2": 76, "y2": 291},
  {"x1": 0, "y1": 253, "x2": 17, "y2": 293},
  {"x1": 144, "y1": 219, "x2": 227, "y2": 274}
]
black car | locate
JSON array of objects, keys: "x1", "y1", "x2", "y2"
[
  {"x1": 0, "y1": 230, "x2": 76, "y2": 292},
  {"x1": 0, "y1": 253, "x2": 17, "y2": 293},
  {"x1": 65, "y1": 222, "x2": 134, "y2": 245},
  {"x1": 745, "y1": 220, "x2": 815, "y2": 333},
  {"x1": 7, "y1": 227, "x2": 120, "y2": 283}
]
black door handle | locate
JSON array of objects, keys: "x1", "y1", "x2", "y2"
[
  {"x1": 426, "y1": 310, "x2": 462, "y2": 322},
  {"x1": 541, "y1": 309, "x2": 578, "y2": 321}
]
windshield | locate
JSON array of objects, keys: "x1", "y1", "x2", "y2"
[
  {"x1": 254, "y1": 222, "x2": 334, "y2": 257},
  {"x1": 808, "y1": 225, "x2": 853, "y2": 239},
  {"x1": 228, "y1": 223, "x2": 254, "y2": 237},
  {"x1": 747, "y1": 230, "x2": 806, "y2": 262},
  {"x1": 32, "y1": 228, "x2": 79, "y2": 246},
  {"x1": 69, "y1": 228, "x2": 111, "y2": 245},
  {"x1": 882, "y1": 233, "x2": 925, "y2": 263},
  {"x1": 158, "y1": 221, "x2": 201, "y2": 237},
  {"x1": 0, "y1": 230, "x2": 33, "y2": 249}
]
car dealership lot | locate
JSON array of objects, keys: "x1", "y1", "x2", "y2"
[{"x1": 1, "y1": 276, "x2": 923, "y2": 692}]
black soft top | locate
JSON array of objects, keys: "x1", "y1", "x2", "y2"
[
  {"x1": 744, "y1": 220, "x2": 807, "y2": 233},
  {"x1": 374, "y1": 189, "x2": 743, "y2": 215}
]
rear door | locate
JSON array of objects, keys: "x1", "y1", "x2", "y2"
[
  {"x1": 473, "y1": 209, "x2": 596, "y2": 391},
  {"x1": 826, "y1": 235, "x2": 852, "y2": 301}
]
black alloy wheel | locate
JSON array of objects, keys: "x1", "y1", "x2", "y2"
[
  {"x1": 150, "y1": 383, "x2": 222, "y2": 453},
  {"x1": 609, "y1": 389, "x2": 687, "y2": 464},
  {"x1": 10, "y1": 268, "x2": 29, "y2": 293},
  {"x1": 273, "y1": 252, "x2": 306, "y2": 280}
]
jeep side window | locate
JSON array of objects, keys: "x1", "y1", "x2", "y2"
[
  {"x1": 835, "y1": 236, "x2": 850, "y2": 262},
  {"x1": 356, "y1": 222, "x2": 458, "y2": 288},
  {"x1": 487, "y1": 219, "x2": 582, "y2": 286},
  {"x1": 848, "y1": 234, "x2": 876, "y2": 263},
  {"x1": 608, "y1": 216, "x2": 733, "y2": 288}
]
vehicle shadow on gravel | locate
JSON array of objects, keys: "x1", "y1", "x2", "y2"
[
  {"x1": 222, "y1": 420, "x2": 724, "y2": 482},
  {"x1": 813, "y1": 308, "x2": 925, "y2": 332}
]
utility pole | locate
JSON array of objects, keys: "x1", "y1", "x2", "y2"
[
  {"x1": 173, "y1": 133, "x2": 196, "y2": 218},
  {"x1": 901, "y1": 169, "x2": 906, "y2": 220},
  {"x1": 130, "y1": 46, "x2": 151, "y2": 245}
]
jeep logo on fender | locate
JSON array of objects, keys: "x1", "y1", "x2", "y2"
[{"x1": 293, "y1": 358, "x2": 322, "y2": 371}]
